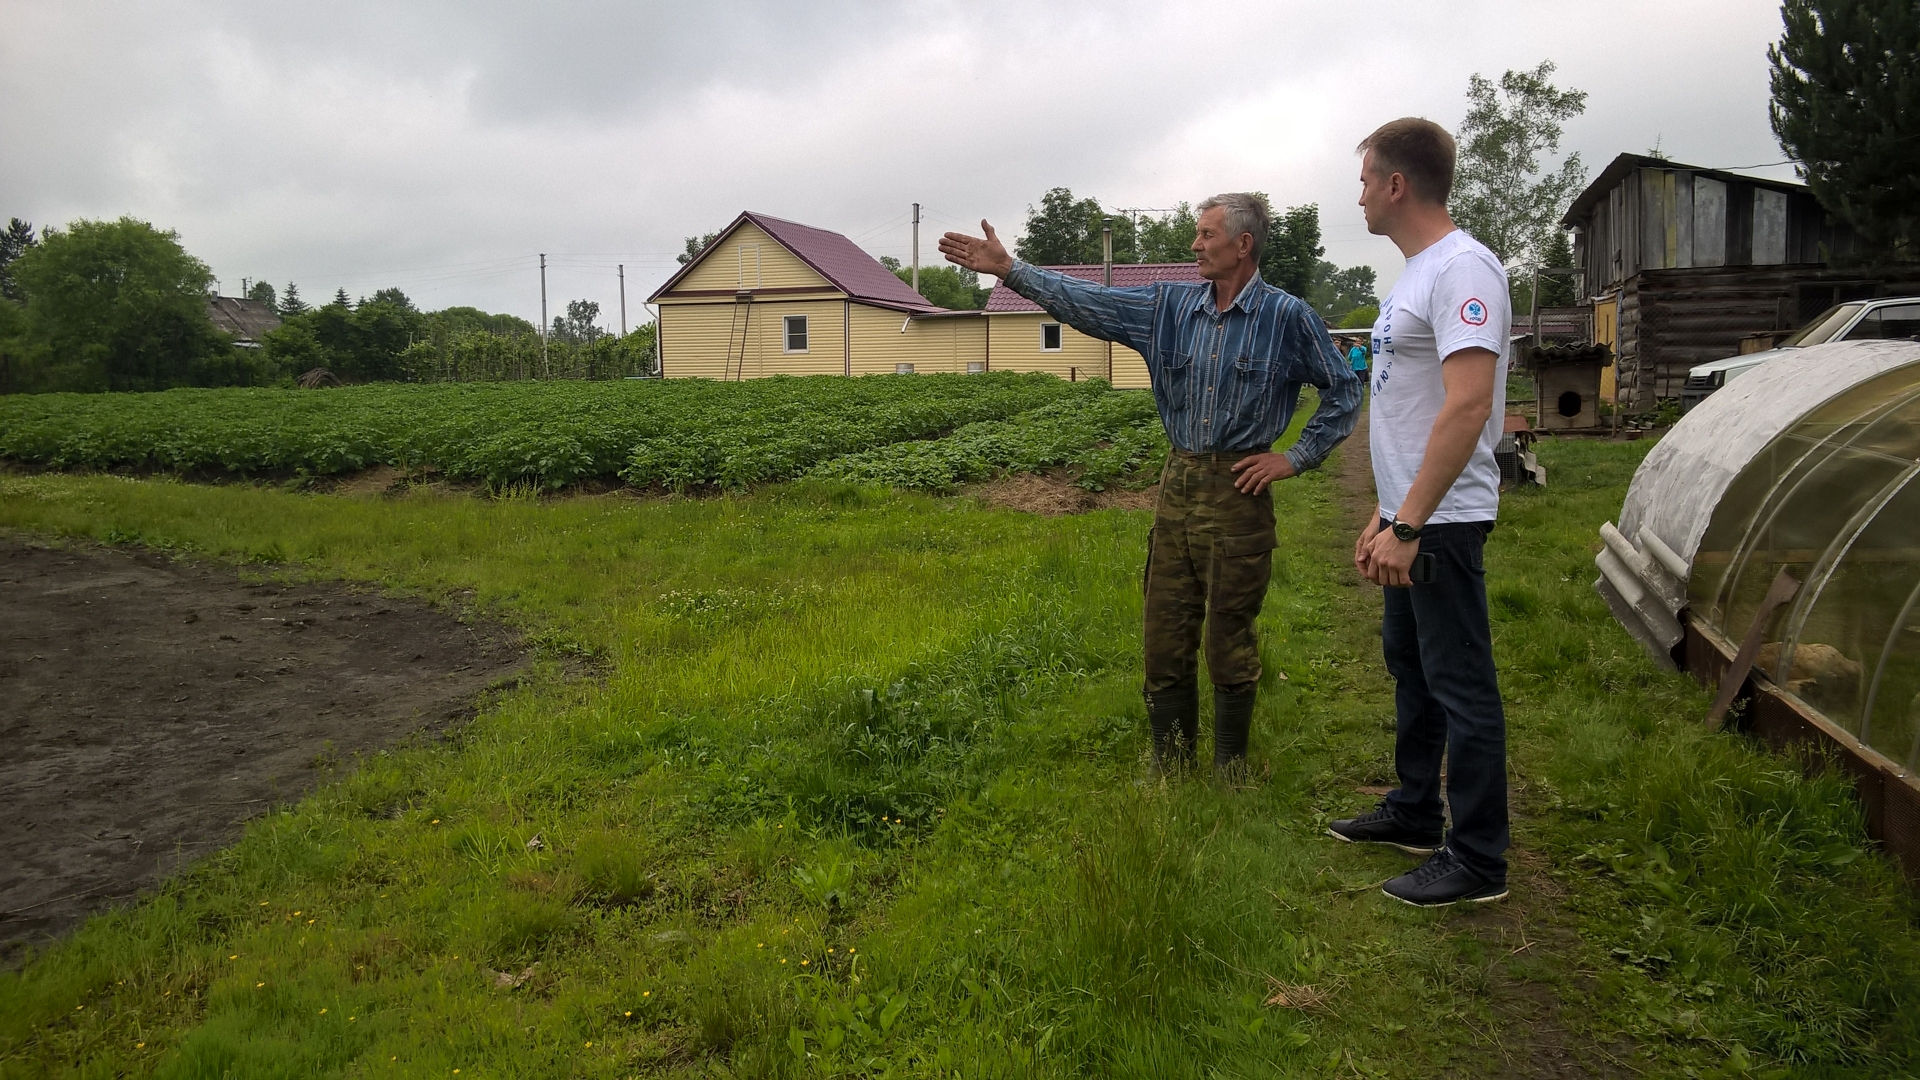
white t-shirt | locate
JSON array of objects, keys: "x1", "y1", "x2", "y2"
[{"x1": 1369, "y1": 229, "x2": 1510, "y2": 525}]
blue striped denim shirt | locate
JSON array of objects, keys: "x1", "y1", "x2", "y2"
[{"x1": 1003, "y1": 262, "x2": 1361, "y2": 471}]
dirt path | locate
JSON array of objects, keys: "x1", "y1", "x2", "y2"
[
  {"x1": 1325, "y1": 413, "x2": 1635, "y2": 1079},
  {"x1": 0, "y1": 537, "x2": 525, "y2": 965}
]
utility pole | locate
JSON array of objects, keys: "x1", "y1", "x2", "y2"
[
  {"x1": 1102, "y1": 220, "x2": 1114, "y2": 380},
  {"x1": 618, "y1": 264, "x2": 627, "y2": 336},
  {"x1": 539, "y1": 253, "x2": 549, "y2": 377},
  {"x1": 911, "y1": 202, "x2": 920, "y2": 295}
]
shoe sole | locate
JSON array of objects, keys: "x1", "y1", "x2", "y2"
[
  {"x1": 1381, "y1": 886, "x2": 1510, "y2": 908},
  {"x1": 1326, "y1": 827, "x2": 1441, "y2": 857}
]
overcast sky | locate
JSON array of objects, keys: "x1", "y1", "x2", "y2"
[{"x1": 1, "y1": 1, "x2": 1797, "y2": 327}]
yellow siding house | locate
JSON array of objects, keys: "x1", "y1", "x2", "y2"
[{"x1": 982, "y1": 263, "x2": 1203, "y2": 390}]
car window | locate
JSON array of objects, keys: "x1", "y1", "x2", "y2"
[
  {"x1": 1783, "y1": 303, "x2": 1867, "y2": 347},
  {"x1": 1844, "y1": 309, "x2": 1887, "y2": 339},
  {"x1": 1879, "y1": 304, "x2": 1920, "y2": 341}
]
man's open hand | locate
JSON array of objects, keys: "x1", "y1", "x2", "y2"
[
  {"x1": 938, "y1": 221, "x2": 1015, "y2": 279},
  {"x1": 1230, "y1": 451, "x2": 1295, "y2": 495}
]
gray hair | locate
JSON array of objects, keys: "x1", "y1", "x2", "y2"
[{"x1": 1196, "y1": 192, "x2": 1271, "y2": 258}]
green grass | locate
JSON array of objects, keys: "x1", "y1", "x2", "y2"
[{"x1": 1, "y1": 434, "x2": 1918, "y2": 1078}]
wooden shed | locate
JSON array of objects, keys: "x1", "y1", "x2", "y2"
[{"x1": 1563, "y1": 153, "x2": 1920, "y2": 410}]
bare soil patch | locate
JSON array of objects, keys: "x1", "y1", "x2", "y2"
[
  {"x1": 965, "y1": 470, "x2": 1158, "y2": 516},
  {"x1": 0, "y1": 537, "x2": 525, "y2": 965}
]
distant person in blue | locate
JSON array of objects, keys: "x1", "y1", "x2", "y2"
[
  {"x1": 1347, "y1": 336, "x2": 1370, "y2": 379},
  {"x1": 939, "y1": 194, "x2": 1361, "y2": 781}
]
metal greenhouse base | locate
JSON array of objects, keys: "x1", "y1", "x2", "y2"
[{"x1": 1683, "y1": 615, "x2": 1920, "y2": 884}]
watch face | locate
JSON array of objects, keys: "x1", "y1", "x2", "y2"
[{"x1": 1393, "y1": 522, "x2": 1419, "y2": 541}]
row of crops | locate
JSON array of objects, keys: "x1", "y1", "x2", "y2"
[{"x1": 0, "y1": 374, "x2": 1171, "y2": 492}]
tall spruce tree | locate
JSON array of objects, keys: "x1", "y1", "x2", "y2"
[
  {"x1": 278, "y1": 282, "x2": 308, "y2": 317},
  {"x1": 1, "y1": 218, "x2": 38, "y2": 301},
  {"x1": 1769, "y1": 0, "x2": 1920, "y2": 258}
]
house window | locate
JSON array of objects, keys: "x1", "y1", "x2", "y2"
[
  {"x1": 1041, "y1": 322, "x2": 1063, "y2": 351},
  {"x1": 784, "y1": 315, "x2": 809, "y2": 353}
]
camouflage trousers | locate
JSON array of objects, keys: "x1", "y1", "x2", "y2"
[{"x1": 1143, "y1": 448, "x2": 1278, "y2": 694}]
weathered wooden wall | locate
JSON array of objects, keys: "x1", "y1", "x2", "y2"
[
  {"x1": 1610, "y1": 265, "x2": 1920, "y2": 409},
  {"x1": 1575, "y1": 165, "x2": 1860, "y2": 291}
]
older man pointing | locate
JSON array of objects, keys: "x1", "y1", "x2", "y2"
[{"x1": 941, "y1": 194, "x2": 1360, "y2": 778}]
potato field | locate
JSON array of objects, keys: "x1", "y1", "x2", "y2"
[{"x1": 0, "y1": 373, "x2": 1169, "y2": 492}]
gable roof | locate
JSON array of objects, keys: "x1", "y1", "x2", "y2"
[
  {"x1": 1562, "y1": 152, "x2": 1811, "y2": 228},
  {"x1": 985, "y1": 263, "x2": 1206, "y2": 313},
  {"x1": 650, "y1": 210, "x2": 942, "y2": 313},
  {"x1": 205, "y1": 296, "x2": 282, "y2": 344}
]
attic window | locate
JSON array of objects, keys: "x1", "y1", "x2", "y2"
[
  {"x1": 784, "y1": 315, "x2": 809, "y2": 353},
  {"x1": 1041, "y1": 323, "x2": 1063, "y2": 352}
]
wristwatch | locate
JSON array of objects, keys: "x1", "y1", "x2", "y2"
[{"x1": 1391, "y1": 520, "x2": 1422, "y2": 542}]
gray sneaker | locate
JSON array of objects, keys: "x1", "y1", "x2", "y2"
[{"x1": 1327, "y1": 802, "x2": 1442, "y2": 856}]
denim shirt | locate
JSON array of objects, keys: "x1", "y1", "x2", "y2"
[{"x1": 1002, "y1": 262, "x2": 1361, "y2": 471}]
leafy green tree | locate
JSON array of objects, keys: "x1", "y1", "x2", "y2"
[
  {"x1": 1014, "y1": 188, "x2": 1136, "y2": 265},
  {"x1": 278, "y1": 282, "x2": 308, "y2": 317},
  {"x1": 884, "y1": 259, "x2": 987, "y2": 309},
  {"x1": 1136, "y1": 204, "x2": 1198, "y2": 262},
  {"x1": 678, "y1": 232, "x2": 721, "y2": 266},
  {"x1": 1, "y1": 218, "x2": 39, "y2": 301},
  {"x1": 1770, "y1": 0, "x2": 1920, "y2": 257},
  {"x1": 552, "y1": 299, "x2": 604, "y2": 345},
  {"x1": 245, "y1": 279, "x2": 277, "y2": 307},
  {"x1": 428, "y1": 306, "x2": 536, "y2": 338},
  {"x1": 1260, "y1": 202, "x2": 1323, "y2": 298},
  {"x1": 262, "y1": 286, "x2": 425, "y2": 382},
  {"x1": 1338, "y1": 305, "x2": 1379, "y2": 329},
  {"x1": 371, "y1": 287, "x2": 415, "y2": 311},
  {"x1": 1451, "y1": 61, "x2": 1589, "y2": 268},
  {"x1": 0, "y1": 293, "x2": 30, "y2": 392},
  {"x1": 6, "y1": 216, "x2": 248, "y2": 392},
  {"x1": 1306, "y1": 261, "x2": 1378, "y2": 322}
]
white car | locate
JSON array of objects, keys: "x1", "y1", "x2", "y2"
[{"x1": 1681, "y1": 296, "x2": 1920, "y2": 410}]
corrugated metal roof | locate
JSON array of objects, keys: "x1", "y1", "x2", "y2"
[
  {"x1": 984, "y1": 263, "x2": 1206, "y2": 312},
  {"x1": 745, "y1": 213, "x2": 940, "y2": 311},
  {"x1": 648, "y1": 210, "x2": 943, "y2": 313}
]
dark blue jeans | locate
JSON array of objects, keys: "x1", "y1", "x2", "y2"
[{"x1": 1380, "y1": 519, "x2": 1509, "y2": 883}]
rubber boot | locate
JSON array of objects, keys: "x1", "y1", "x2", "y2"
[
  {"x1": 1212, "y1": 682, "x2": 1257, "y2": 781},
  {"x1": 1144, "y1": 683, "x2": 1199, "y2": 776}
]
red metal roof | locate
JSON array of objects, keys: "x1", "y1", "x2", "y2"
[
  {"x1": 984, "y1": 263, "x2": 1206, "y2": 312},
  {"x1": 648, "y1": 210, "x2": 942, "y2": 313}
]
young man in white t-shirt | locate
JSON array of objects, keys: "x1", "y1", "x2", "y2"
[{"x1": 1327, "y1": 117, "x2": 1512, "y2": 907}]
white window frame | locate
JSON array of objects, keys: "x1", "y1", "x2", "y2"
[
  {"x1": 1040, "y1": 322, "x2": 1063, "y2": 352},
  {"x1": 783, "y1": 314, "x2": 809, "y2": 353}
]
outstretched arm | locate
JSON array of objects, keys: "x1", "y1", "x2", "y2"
[{"x1": 941, "y1": 220, "x2": 1157, "y2": 357}]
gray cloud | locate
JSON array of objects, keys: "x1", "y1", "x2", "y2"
[{"x1": 0, "y1": 0, "x2": 1797, "y2": 324}]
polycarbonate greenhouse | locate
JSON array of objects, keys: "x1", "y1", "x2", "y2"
[{"x1": 1599, "y1": 339, "x2": 1920, "y2": 769}]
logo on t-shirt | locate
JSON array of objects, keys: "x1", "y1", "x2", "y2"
[{"x1": 1460, "y1": 298, "x2": 1488, "y2": 326}]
